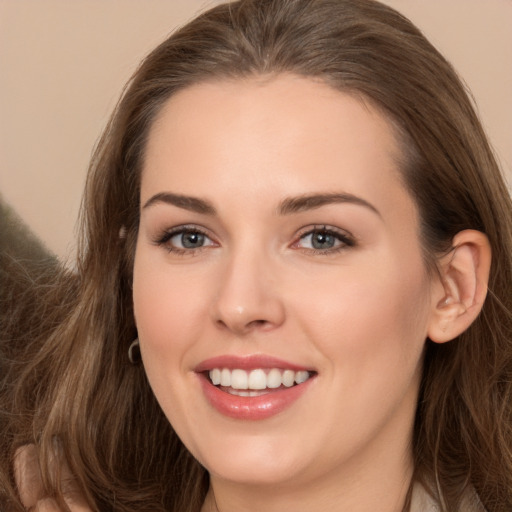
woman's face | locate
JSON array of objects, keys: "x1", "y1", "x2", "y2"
[{"x1": 133, "y1": 75, "x2": 437, "y2": 490}]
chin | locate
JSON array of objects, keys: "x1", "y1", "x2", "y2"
[
  {"x1": 207, "y1": 458, "x2": 302, "y2": 487},
  {"x1": 194, "y1": 432, "x2": 311, "y2": 487}
]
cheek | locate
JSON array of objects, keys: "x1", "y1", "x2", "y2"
[
  {"x1": 295, "y1": 254, "x2": 431, "y2": 371},
  {"x1": 132, "y1": 251, "x2": 210, "y2": 431},
  {"x1": 291, "y1": 257, "x2": 431, "y2": 448},
  {"x1": 132, "y1": 251, "x2": 206, "y2": 374}
]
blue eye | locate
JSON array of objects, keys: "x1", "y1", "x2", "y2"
[
  {"x1": 296, "y1": 227, "x2": 354, "y2": 252},
  {"x1": 172, "y1": 231, "x2": 207, "y2": 249},
  {"x1": 155, "y1": 226, "x2": 215, "y2": 253},
  {"x1": 304, "y1": 231, "x2": 337, "y2": 250}
]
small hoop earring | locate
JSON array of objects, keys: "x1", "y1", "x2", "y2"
[{"x1": 128, "y1": 338, "x2": 141, "y2": 364}]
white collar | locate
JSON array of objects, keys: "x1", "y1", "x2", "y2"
[
  {"x1": 410, "y1": 483, "x2": 440, "y2": 511},
  {"x1": 410, "y1": 482, "x2": 486, "y2": 512}
]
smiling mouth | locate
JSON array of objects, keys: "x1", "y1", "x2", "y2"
[{"x1": 207, "y1": 368, "x2": 315, "y2": 396}]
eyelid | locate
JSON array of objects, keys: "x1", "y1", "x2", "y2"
[
  {"x1": 291, "y1": 225, "x2": 356, "y2": 253},
  {"x1": 152, "y1": 224, "x2": 218, "y2": 254},
  {"x1": 151, "y1": 223, "x2": 355, "y2": 255}
]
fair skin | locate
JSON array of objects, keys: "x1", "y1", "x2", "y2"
[
  {"x1": 15, "y1": 74, "x2": 491, "y2": 511},
  {"x1": 132, "y1": 74, "x2": 489, "y2": 512}
]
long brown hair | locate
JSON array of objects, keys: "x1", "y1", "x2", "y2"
[{"x1": 2, "y1": 1, "x2": 511, "y2": 510}]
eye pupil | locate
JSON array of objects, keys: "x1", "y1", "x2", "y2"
[
  {"x1": 312, "y1": 231, "x2": 335, "y2": 249},
  {"x1": 182, "y1": 232, "x2": 204, "y2": 248}
]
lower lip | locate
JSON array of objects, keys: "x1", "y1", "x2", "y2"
[{"x1": 198, "y1": 374, "x2": 314, "y2": 420}]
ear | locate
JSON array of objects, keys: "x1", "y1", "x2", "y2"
[{"x1": 428, "y1": 230, "x2": 491, "y2": 344}]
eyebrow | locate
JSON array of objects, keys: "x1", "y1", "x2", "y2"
[
  {"x1": 278, "y1": 193, "x2": 381, "y2": 217},
  {"x1": 142, "y1": 191, "x2": 380, "y2": 217},
  {"x1": 143, "y1": 192, "x2": 216, "y2": 215}
]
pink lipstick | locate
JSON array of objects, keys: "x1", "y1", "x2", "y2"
[{"x1": 195, "y1": 355, "x2": 316, "y2": 420}]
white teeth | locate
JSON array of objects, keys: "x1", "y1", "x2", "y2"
[
  {"x1": 248, "y1": 369, "x2": 267, "y2": 390},
  {"x1": 231, "y1": 369, "x2": 248, "y2": 390},
  {"x1": 210, "y1": 368, "x2": 221, "y2": 386},
  {"x1": 220, "y1": 368, "x2": 231, "y2": 387},
  {"x1": 208, "y1": 367, "x2": 312, "y2": 390},
  {"x1": 295, "y1": 370, "x2": 309, "y2": 384},
  {"x1": 282, "y1": 369, "x2": 295, "y2": 387},
  {"x1": 227, "y1": 389, "x2": 267, "y2": 397},
  {"x1": 267, "y1": 368, "x2": 282, "y2": 389}
]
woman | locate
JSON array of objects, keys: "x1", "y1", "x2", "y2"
[{"x1": 1, "y1": 0, "x2": 511, "y2": 511}]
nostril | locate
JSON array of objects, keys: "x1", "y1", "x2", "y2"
[
  {"x1": 212, "y1": 287, "x2": 286, "y2": 333},
  {"x1": 247, "y1": 319, "x2": 271, "y2": 329},
  {"x1": 215, "y1": 317, "x2": 271, "y2": 334},
  {"x1": 216, "y1": 319, "x2": 229, "y2": 329}
]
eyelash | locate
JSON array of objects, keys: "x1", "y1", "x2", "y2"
[
  {"x1": 153, "y1": 224, "x2": 356, "y2": 256},
  {"x1": 153, "y1": 225, "x2": 216, "y2": 255},
  {"x1": 293, "y1": 225, "x2": 356, "y2": 255}
]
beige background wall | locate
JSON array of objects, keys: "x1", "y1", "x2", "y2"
[{"x1": 1, "y1": 0, "x2": 511, "y2": 261}]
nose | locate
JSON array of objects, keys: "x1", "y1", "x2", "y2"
[{"x1": 212, "y1": 248, "x2": 286, "y2": 336}]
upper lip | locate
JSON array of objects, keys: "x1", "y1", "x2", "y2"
[{"x1": 195, "y1": 354, "x2": 314, "y2": 373}]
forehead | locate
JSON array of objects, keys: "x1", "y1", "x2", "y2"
[{"x1": 141, "y1": 74, "x2": 414, "y2": 221}]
